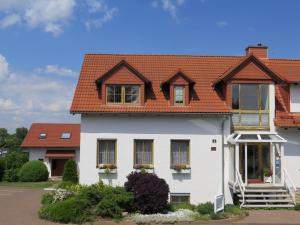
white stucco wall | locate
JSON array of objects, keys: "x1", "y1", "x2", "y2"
[
  {"x1": 278, "y1": 129, "x2": 300, "y2": 187},
  {"x1": 26, "y1": 148, "x2": 80, "y2": 177},
  {"x1": 290, "y1": 85, "x2": 300, "y2": 113},
  {"x1": 80, "y1": 114, "x2": 232, "y2": 204}
]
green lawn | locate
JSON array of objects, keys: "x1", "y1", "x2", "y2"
[{"x1": 0, "y1": 180, "x2": 59, "y2": 188}]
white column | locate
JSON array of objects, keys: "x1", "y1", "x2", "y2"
[
  {"x1": 245, "y1": 143, "x2": 248, "y2": 186},
  {"x1": 235, "y1": 143, "x2": 239, "y2": 182},
  {"x1": 272, "y1": 143, "x2": 276, "y2": 185},
  {"x1": 280, "y1": 143, "x2": 284, "y2": 185}
]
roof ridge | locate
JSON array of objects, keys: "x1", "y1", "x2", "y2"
[
  {"x1": 268, "y1": 58, "x2": 300, "y2": 62},
  {"x1": 32, "y1": 123, "x2": 80, "y2": 125},
  {"x1": 84, "y1": 53, "x2": 244, "y2": 58}
]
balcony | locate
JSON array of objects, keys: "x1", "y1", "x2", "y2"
[{"x1": 232, "y1": 110, "x2": 269, "y2": 130}]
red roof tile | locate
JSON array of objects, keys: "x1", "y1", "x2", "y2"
[
  {"x1": 21, "y1": 123, "x2": 80, "y2": 148},
  {"x1": 275, "y1": 112, "x2": 300, "y2": 127},
  {"x1": 70, "y1": 53, "x2": 300, "y2": 127}
]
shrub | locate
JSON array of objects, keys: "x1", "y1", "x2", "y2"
[
  {"x1": 170, "y1": 203, "x2": 195, "y2": 212},
  {"x1": 124, "y1": 172, "x2": 169, "y2": 214},
  {"x1": 62, "y1": 159, "x2": 78, "y2": 183},
  {"x1": 19, "y1": 160, "x2": 48, "y2": 182},
  {"x1": 224, "y1": 204, "x2": 242, "y2": 215},
  {"x1": 77, "y1": 183, "x2": 105, "y2": 206},
  {"x1": 0, "y1": 158, "x2": 5, "y2": 181},
  {"x1": 41, "y1": 193, "x2": 54, "y2": 205},
  {"x1": 3, "y1": 168, "x2": 20, "y2": 182},
  {"x1": 4, "y1": 150, "x2": 28, "y2": 169},
  {"x1": 96, "y1": 198, "x2": 122, "y2": 219},
  {"x1": 209, "y1": 212, "x2": 225, "y2": 220},
  {"x1": 295, "y1": 204, "x2": 300, "y2": 211},
  {"x1": 39, "y1": 196, "x2": 90, "y2": 224},
  {"x1": 53, "y1": 189, "x2": 73, "y2": 203},
  {"x1": 197, "y1": 202, "x2": 214, "y2": 215}
]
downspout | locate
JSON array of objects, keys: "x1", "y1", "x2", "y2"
[{"x1": 221, "y1": 115, "x2": 227, "y2": 204}]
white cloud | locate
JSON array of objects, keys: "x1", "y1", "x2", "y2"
[
  {"x1": 0, "y1": 98, "x2": 16, "y2": 111},
  {"x1": 152, "y1": 0, "x2": 186, "y2": 20},
  {"x1": 35, "y1": 65, "x2": 77, "y2": 77},
  {"x1": 0, "y1": 0, "x2": 118, "y2": 36},
  {"x1": 0, "y1": 53, "x2": 79, "y2": 132},
  {"x1": 217, "y1": 21, "x2": 229, "y2": 28},
  {"x1": 0, "y1": 54, "x2": 9, "y2": 80},
  {"x1": 0, "y1": 13, "x2": 21, "y2": 28},
  {"x1": 85, "y1": 0, "x2": 118, "y2": 30}
]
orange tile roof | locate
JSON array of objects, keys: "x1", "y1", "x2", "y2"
[
  {"x1": 70, "y1": 53, "x2": 300, "y2": 126},
  {"x1": 21, "y1": 123, "x2": 80, "y2": 148},
  {"x1": 275, "y1": 112, "x2": 300, "y2": 127}
]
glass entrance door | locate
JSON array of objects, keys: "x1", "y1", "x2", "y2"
[
  {"x1": 239, "y1": 144, "x2": 271, "y2": 184},
  {"x1": 247, "y1": 145, "x2": 260, "y2": 183}
]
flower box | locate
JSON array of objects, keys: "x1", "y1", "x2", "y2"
[
  {"x1": 171, "y1": 165, "x2": 191, "y2": 174},
  {"x1": 98, "y1": 164, "x2": 117, "y2": 174},
  {"x1": 133, "y1": 165, "x2": 154, "y2": 173}
]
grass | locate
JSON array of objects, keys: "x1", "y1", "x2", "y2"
[{"x1": 0, "y1": 180, "x2": 59, "y2": 188}]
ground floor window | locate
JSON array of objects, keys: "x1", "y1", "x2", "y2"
[
  {"x1": 170, "y1": 193, "x2": 190, "y2": 204},
  {"x1": 97, "y1": 140, "x2": 116, "y2": 166},
  {"x1": 134, "y1": 140, "x2": 153, "y2": 166},
  {"x1": 171, "y1": 140, "x2": 190, "y2": 167}
]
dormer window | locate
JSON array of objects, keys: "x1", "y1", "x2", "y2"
[
  {"x1": 174, "y1": 85, "x2": 185, "y2": 105},
  {"x1": 106, "y1": 85, "x2": 140, "y2": 105},
  {"x1": 39, "y1": 133, "x2": 47, "y2": 139},
  {"x1": 61, "y1": 132, "x2": 71, "y2": 139}
]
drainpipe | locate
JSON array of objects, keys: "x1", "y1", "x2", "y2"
[{"x1": 221, "y1": 115, "x2": 227, "y2": 204}]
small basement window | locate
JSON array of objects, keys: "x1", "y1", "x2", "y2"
[
  {"x1": 170, "y1": 193, "x2": 190, "y2": 204},
  {"x1": 39, "y1": 133, "x2": 47, "y2": 139},
  {"x1": 61, "y1": 132, "x2": 71, "y2": 139}
]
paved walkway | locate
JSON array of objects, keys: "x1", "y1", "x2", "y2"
[{"x1": 1, "y1": 187, "x2": 300, "y2": 225}]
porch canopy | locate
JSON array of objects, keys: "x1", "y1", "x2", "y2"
[
  {"x1": 227, "y1": 133, "x2": 287, "y2": 144},
  {"x1": 45, "y1": 150, "x2": 75, "y2": 158}
]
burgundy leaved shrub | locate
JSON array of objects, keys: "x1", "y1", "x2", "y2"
[{"x1": 124, "y1": 172, "x2": 169, "y2": 214}]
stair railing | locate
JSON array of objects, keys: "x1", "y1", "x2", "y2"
[
  {"x1": 283, "y1": 167, "x2": 297, "y2": 205},
  {"x1": 234, "y1": 168, "x2": 246, "y2": 207}
]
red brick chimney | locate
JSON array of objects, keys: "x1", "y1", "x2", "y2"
[{"x1": 245, "y1": 43, "x2": 268, "y2": 59}]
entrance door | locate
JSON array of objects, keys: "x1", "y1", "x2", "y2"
[
  {"x1": 239, "y1": 144, "x2": 270, "y2": 184},
  {"x1": 51, "y1": 159, "x2": 68, "y2": 176},
  {"x1": 247, "y1": 145, "x2": 261, "y2": 183}
]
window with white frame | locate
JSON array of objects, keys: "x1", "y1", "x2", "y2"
[
  {"x1": 97, "y1": 140, "x2": 116, "y2": 166},
  {"x1": 171, "y1": 140, "x2": 190, "y2": 167},
  {"x1": 134, "y1": 140, "x2": 153, "y2": 166},
  {"x1": 61, "y1": 132, "x2": 71, "y2": 139},
  {"x1": 174, "y1": 85, "x2": 185, "y2": 105}
]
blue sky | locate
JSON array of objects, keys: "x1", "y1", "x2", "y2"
[{"x1": 0, "y1": 0, "x2": 300, "y2": 132}]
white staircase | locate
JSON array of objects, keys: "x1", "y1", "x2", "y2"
[
  {"x1": 233, "y1": 168, "x2": 296, "y2": 208},
  {"x1": 236, "y1": 186, "x2": 294, "y2": 208}
]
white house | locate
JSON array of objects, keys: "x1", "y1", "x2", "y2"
[
  {"x1": 70, "y1": 44, "x2": 300, "y2": 207},
  {"x1": 22, "y1": 123, "x2": 80, "y2": 177}
]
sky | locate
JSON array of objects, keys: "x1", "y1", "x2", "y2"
[{"x1": 0, "y1": 0, "x2": 300, "y2": 132}]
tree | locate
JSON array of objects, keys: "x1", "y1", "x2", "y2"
[
  {"x1": 62, "y1": 159, "x2": 78, "y2": 183},
  {"x1": 0, "y1": 128, "x2": 9, "y2": 149},
  {"x1": 16, "y1": 127, "x2": 28, "y2": 140}
]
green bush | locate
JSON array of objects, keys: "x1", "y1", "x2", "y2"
[
  {"x1": 96, "y1": 198, "x2": 122, "y2": 219},
  {"x1": 77, "y1": 183, "x2": 105, "y2": 206},
  {"x1": 295, "y1": 204, "x2": 300, "y2": 211},
  {"x1": 197, "y1": 202, "x2": 214, "y2": 215},
  {"x1": 170, "y1": 203, "x2": 195, "y2": 212},
  {"x1": 224, "y1": 204, "x2": 242, "y2": 215},
  {"x1": 4, "y1": 150, "x2": 28, "y2": 169},
  {"x1": 41, "y1": 193, "x2": 54, "y2": 205},
  {"x1": 3, "y1": 168, "x2": 20, "y2": 182},
  {"x1": 101, "y1": 186, "x2": 133, "y2": 210},
  {"x1": 19, "y1": 160, "x2": 48, "y2": 182},
  {"x1": 39, "y1": 196, "x2": 90, "y2": 224},
  {"x1": 62, "y1": 159, "x2": 78, "y2": 183},
  {"x1": 210, "y1": 212, "x2": 225, "y2": 220},
  {"x1": 0, "y1": 158, "x2": 5, "y2": 181}
]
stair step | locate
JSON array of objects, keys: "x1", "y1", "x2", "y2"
[
  {"x1": 240, "y1": 199, "x2": 292, "y2": 203},
  {"x1": 237, "y1": 189, "x2": 287, "y2": 193},
  {"x1": 242, "y1": 204, "x2": 295, "y2": 208},
  {"x1": 238, "y1": 194, "x2": 291, "y2": 198}
]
